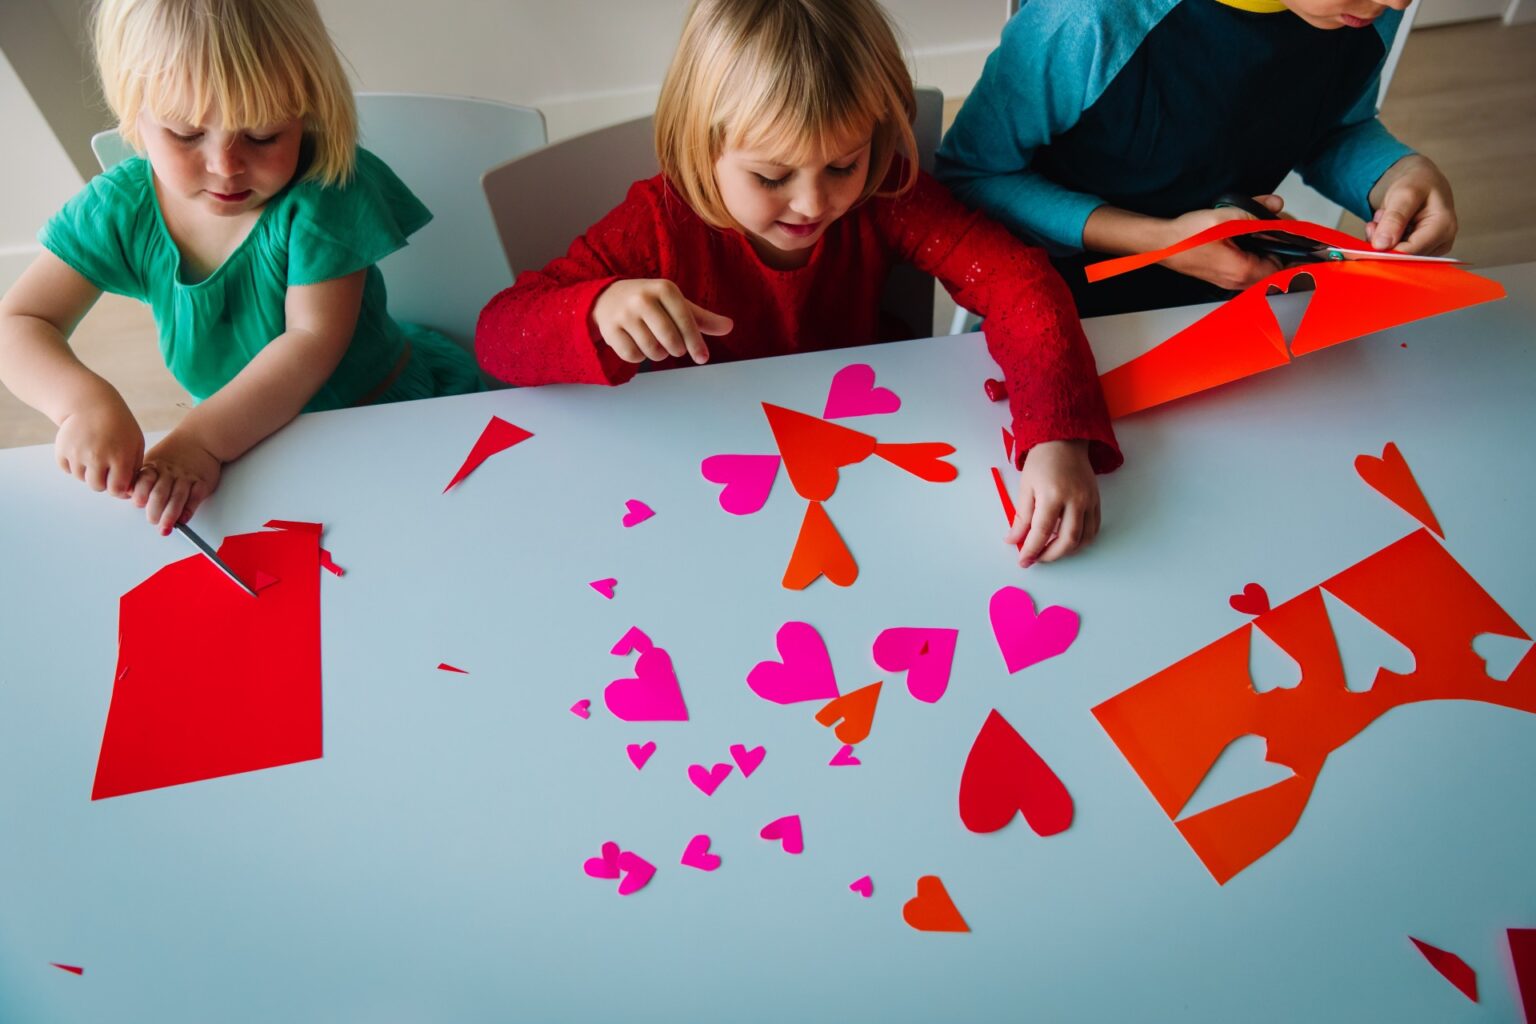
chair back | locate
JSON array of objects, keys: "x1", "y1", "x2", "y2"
[{"x1": 90, "y1": 129, "x2": 134, "y2": 171}]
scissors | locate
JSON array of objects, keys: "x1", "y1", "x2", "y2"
[
  {"x1": 174, "y1": 521, "x2": 258, "y2": 597},
  {"x1": 1213, "y1": 193, "x2": 1463, "y2": 266}
]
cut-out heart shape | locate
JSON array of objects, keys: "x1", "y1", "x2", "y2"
[
  {"x1": 700, "y1": 454, "x2": 781, "y2": 515},
  {"x1": 759, "y1": 814, "x2": 804, "y2": 854},
  {"x1": 443, "y1": 416, "x2": 534, "y2": 493},
  {"x1": 688, "y1": 762, "x2": 733, "y2": 796},
  {"x1": 872, "y1": 627, "x2": 958, "y2": 703},
  {"x1": 747, "y1": 621, "x2": 840, "y2": 704},
  {"x1": 681, "y1": 834, "x2": 721, "y2": 872},
  {"x1": 828, "y1": 745, "x2": 861, "y2": 767},
  {"x1": 1409, "y1": 937, "x2": 1479, "y2": 1002},
  {"x1": 589, "y1": 578, "x2": 618, "y2": 599},
  {"x1": 626, "y1": 741, "x2": 656, "y2": 770},
  {"x1": 989, "y1": 586, "x2": 1081, "y2": 673},
  {"x1": 621, "y1": 499, "x2": 655, "y2": 527},
  {"x1": 815, "y1": 681, "x2": 882, "y2": 745},
  {"x1": 902, "y1": 875, "x2": 968, "y2": 933},
  {"x1": 615, "y1": 850, "x2": 656, "y2": 896},
  {"x1": 822, "y1": 363, "x2": 901, "y2": 419},
  {"x1": 1177, "y1": 734, "x2": 1296, "y2": 820},
  {"x1": 873, "y1": 442, "x2": 958, "y2": 483},
  {"x1": 605, "y1": 646, "x2": 689, "y2": 721},
  {"x1": 959, "y1": 709, "x2": 1074, "y2": 835},
  {"x1": 1354, "y1": 442, "x2": 1443, "y2": 537},
  {"x1": 782, "y1": 501, "x2": 858, "y2": 590},
  {"x1": 1472, "y1": 632, "x2": 1535, "y2": 682},
  {"x1": 762, "y1": 403, "x2": 877, "y2": 501},
  {"x1": 729, "y1": 743, "x2": 765, "y2": 777},
  {"x1": 583, "y1": 841, "x2": 622, "y2": 880},
  {"x1": 1229, "y1": 583, "x2": 1270, "y2": 616},
  {"x1": 437, "y1": 663, "x2": 469, "y2": 674},
  {"x1": 610, "y1": 626, "x2": 653, "y2": 656},
  {"x1": 849, "y1": 876, "x2": 874, "y2": 898},
  {"x1": 569, "y1": 699, "x2": 591, "y2": 719}
]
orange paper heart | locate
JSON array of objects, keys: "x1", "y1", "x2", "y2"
[
  {"x1": 782, "y1": 502, "x2": 858, "y2": 590},
  {"x1": 874, "y1": 442, "x2": 958, "y2": 482},
  {"x1": 1354, "y1": 442, "x2": 1443, "y2": 537},
  {"x1": 814, "y1": 681, "x2": 882, "y2": 745},
  {"x1": 902, "y1": 875, "x2": 969, "y2": 933},
  {"x1": 762, "y1": 403, "x2": 877, "y2": 501}
]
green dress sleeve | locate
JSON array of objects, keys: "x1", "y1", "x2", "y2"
[
  {"x1": 36, "y1": 157, "x2": 156, "y2": 299},
  {"x1": 282, "y1": 147, "x2": 432, "y2": 287}
]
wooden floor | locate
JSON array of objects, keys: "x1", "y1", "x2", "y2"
[{"x1": 2, "y1": 17, "x2": 1533, "y2": 450}]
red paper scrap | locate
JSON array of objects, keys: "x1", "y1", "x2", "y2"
[
  {"x1": 1409, "y1": 937, "x2": 1478, "y2": 1002},
  {"x1": 989, "y1": 467, "x2": 1024, "y2": 552},
  {"x1": 50, "y1": 963, "x2": 84, "y2": 976},
  {"x1": 93, "y1": 524, "x2": 324, "y2": 800},
  {"x1": 873, "y1": 442, "x2": 958, "y2": 483},
  {"x1": 318, "y1": 548, "x2": 344, "y2": 576},
  {"x1": 442, "y1": 416, "x2": 534, "y2": 493},
  {"x1": 437, "y1": 663, "x2": 469, "y2": 674},
  {"x1": 1229, "y1": 583, "x2": 1271, "y2": 616},
  {"x1": 1001, "y1": 427, "x2": 1015, "y2": 464},
  {"x1": 959, "y1": 709, "x2": 1073, "y2": 836},
  {"x1": 262, "y1": 519, "x2": 322, "y2": 534},
  {"x1": 1510, "y1": 928, "x2": 1536, "y2": 1023},
  {"x1": 814, "y1": 681, "x2": 882, "y2": 746},
  {"x1": 761, "y1": 403, "x2": 876, "y2": 502},
  {"x1": 902, "y1": 875, "x2": 969, "y2": 933},
  {"x1": 1355, "y1": 442, "x2": 1444, "y2": 537},
  {"x1": 782, "y1": 501, "x2": 858, "y2": 590}
]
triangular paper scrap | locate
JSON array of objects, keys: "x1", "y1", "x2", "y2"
[
  {"x1": 1510, "y1": 928, "x2": 1536, "y2": 1024},
  {"x1": 443, "y1": 416, "x2": 534, "y2": 493},
  {"x1": 1409, "y1": 937, "x2": 1478, "y2": 1002}
]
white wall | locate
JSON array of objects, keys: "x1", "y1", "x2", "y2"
[{"x1": 0, "y1": 50, "x2": 85, "y2": 291}]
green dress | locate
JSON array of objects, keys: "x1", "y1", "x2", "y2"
[{"x1": 39, "y1": 146, "x2": 481, "y2": 411}]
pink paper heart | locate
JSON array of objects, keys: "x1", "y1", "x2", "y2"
[
  {"x1": 701, "y1": 454, "x2": 781, "y2": 515},
  {"x1": 823, "y1": 363, "x2": 901, "y2": 419},
  {"x1": 759, "y1": 814, "x2": 804, "y2": 854},
  {"x1": 583, "y1": 840, "x2": 622, "y2": 879},
  {"x1": 589, "y1": 578, "x2": 618, "y2": 599},
  {"x1": 621, "y1": 499, "x2": 655, "y2": 527},
  {"x1": 569, "y1": 699, "x2": 591, "y2": 719},
  {"x1": 729, "y1": 743, "x2": 766, "y2": 778},
  {"x1": 616, "y1": 850, "x2": 656, "y2": 895},
  {"x1": 747, "y1": 621, "x2": 840, "y2": 704},
  {"x1": 849, "y1": 875, "x2": 873, "y2": 898},
  {"x1": 680, "y1": 834, "x2": 722, "y2": 872},
  {"x1": 610, "y1": 626, "x2": 653, "y2": 656},
  {"x1": 605, "y1": 646, "x2": 689, "y2": 721},
  {"x1": 626, "y1": 741, "x2": 656, "y2": 770},
  {"x1": 828, "y1": 745, "x2": 861, "y2": 767},
  {"x1": 988, "y1": 586, "x2": 1081, "y2": 673},
  {"x1": 688, "y1": 762, "x2": 733, "y2": 796},
  {"x1": 871, "y1": 627, "x2": 958, "y2": 703}
]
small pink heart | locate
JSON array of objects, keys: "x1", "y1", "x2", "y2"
[
  {"x1": 759, "y1": 814, "x2": 804, "y2": 854},
  {"x1": 989, "y1": 586, "x2": 1081, "y2": 674},
  {"x1": 823, "y1": 363, "x2": 901, "y2": 419},
  {"x1": 849, "y1": 875, "x2": 874, "y2": 898},
  {"x1": 610, "y1": 626, "x2": 653, "y2": 656},
  {"x1": 626, "y1": 741, "x2": 656, "y2": 770},
  {"x1": 729, "y1": 743, "x2": 766, "y2": 777},
  {"x1": 605, "y1": 646, "x2": 688, "y2": 721},
  {"x1": 569, "y1": 699, "x2": 591, "y2": 719},
  {"x1": 582, "y1": 840, "x2": 622, "y2": 879},
  {"x1": 872, "y1": 627, "x2": 958, "y2": 703},
  {"x1": 828, "y1": 745, "x2": 861, "y2": 767},
  {"x1": 688, "y1": 762, "x2": 733, "y2": 796},
  {"x1": 701, "y1": 454, "x2": 781, "y2": 515},
  {"x1": 680, "y1": 833, "x2": 722, "y2": 872},
  {"x1": 616, "y1": 850, "x2": 656, "y2": 895},
  {"x1": 621, "y1": 499, "x2": 655, "y2": 527},
  {"x1": 747, "y1": 621, "x2": 840, "y2": 704},
  {"x1": 589, "y1": 578, "x2": 618, "y2": 599}
]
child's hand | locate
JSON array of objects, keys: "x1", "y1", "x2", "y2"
[
  {"x1": 1158, "y1": 196, "x2": 1285, "y2": 291},
  {"x1": 592, "y1": 279, "x2": 733, "y2": 365},
  {"x1": 1007, "y1": 439, "x2": 1099, "y2": 568},
  {"x1": 132, "y1": 432, "x2": 223, "y2": 535},
  {"x1": 1365, "y1": 154, "x2": 1457, "y2": 256},
  {"x1": 54, "y1": 396, "x2": 145, "y2": 498}
]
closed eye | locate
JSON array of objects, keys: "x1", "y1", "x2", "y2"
[
  {"x1": 754, "y1": 172, "x2": 789, "y2": 189},
  {"x1": 827, "y1": 160, "x2": 859, "y2": 178}
]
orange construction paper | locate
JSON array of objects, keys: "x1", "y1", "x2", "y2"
[
  {"x1": 782, "y1": 501, "x2": 858, "y2": 590},
  {"x1": 1085, "y1": 219, "x2": 1364, "y2": 283},
  {"x1": 815, "y1": 681, "x2": 883, "y2": 745},
  {"x1": 873, "y1": 442, "x2": 958, "y2": 483},
  {"x1": 902, "y1": 875, "x2": 969, "y2": 933},
  {"x1": 1355, "y1": 442, "x2": 1444, "y2": 537},
  {"x1": 1093, "y1": 528, "x2": 1535, "y2": 884},
  {"x1": 761, "y1": 403, "x2": 877, "y2": 502}
]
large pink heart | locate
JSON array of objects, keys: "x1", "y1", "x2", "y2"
[
  {"x1": 700, "y1": 454, "x2": 781, "y2": 515},
  {"x1": 988, "y1": 586, "x2": 1080, "y2": 674},
  {"x1": 872, "y1": 627, "x2": 958, "y2": 703},
  {"x1": 746, "y1": 621, "x2": 840, "y2": 704},
  {"x1": 605, "y1": 646, "x2": 689, "y2": 721},
  {"x1": 823, "y1": 363, "x2": 901, "y2": 419}
]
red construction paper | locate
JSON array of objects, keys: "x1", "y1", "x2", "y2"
[
  {"x1": 1409, "y1": 936, "x2": 1479, "y2": 1002},
  {"x1": 782, "y1": 501, "x2": 858, "y2": 590},
  {"x1": 902, "y1": 875, "x2": 969, "y2": 933},
  {"x1": 93, "y1": 523, "x2": 324, "y2": 800},
  {"x1": 1229, "y1": 583, "x2": 1271, "y2": 616},
  {"x1": 1355, "y1": 442, "x2": 1444, "y2": 537},
  {"x1": 437, "y1": 663, "x2": 468, "y2": 674},
  {"x1": 318, "y1": 549, "x2": 344, "y2": 576},
  {"x1": 873, "y1": 442, "x2": 958, "y2": 482},
  {"x1": 761, "y1": 403, "x2": 876, "y2": 501},
  {"x1": 1510, "y1": 928, "x2": 1536, "y2": 1023},
  {"x1": 50, "y1": 963, "x2": 83, "y2": 975},
  {"x1": 1093, "y1": 527, "x2": 1535, "y2": 883},
  {"x1": 814, "y1": 681, "x2": 882, "y2": 745},
  {"x1": 990, "y1": 467, "x2": 1025, "y2": 552},
  {"x1": 1001, "y1": 427, "x2": 1015, "y2": 464},
  {"x1": 959, "y1": 709, "x2": 1073, "y2": 836},
  {"x1": 442, "y1": 416, "x2": 534, "y2": 493}
]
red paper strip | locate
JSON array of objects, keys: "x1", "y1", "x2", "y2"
[
  {"x1": 959, "y1": 709, "x2": 1073, "y2": 836},
  {"x1": 1355, "y1": 442, "x2": 1444, "y2": 537},
  {"x1": 782, "y1": 501, "x2": 858, "y2": 590},
  {"x1": 761, "y1": 403, "x2": 876, "y2": 502},
  {"x1": 442, "y1": 416, "x2": 534, "y2": 493},
  {"x1": 50, "y1": 963, "x2": 84, "y2": 976},
  {"x1": 318, "y1": 548, "x2": 344, "y2": 576},
  {"x1": 1409, "y1": 936, "x2": 1479, "y2": 1002},
  {"x1": 437, "y1": 663, "x2": 469, "y2": 674},
  {"x1": 263, "y1": 519, "x2": 322, "y2": 534},
  {"x1": 1510, "y1": 928, "x2": 1536, "y2": 1024}
]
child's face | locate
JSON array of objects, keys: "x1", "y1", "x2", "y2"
[
  {"x1": 1281, "y1": 0, "x2": 1412, "y2": 30},
  {"x1": 714, "y1": 128, "x2": 872, "y2": 269},
  {"x1": 138, "y1": 111, "x2": 304, "y2": 217}
]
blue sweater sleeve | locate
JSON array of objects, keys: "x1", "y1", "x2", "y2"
[
  {"x1": 1296, "y1": 10, "x2": 1415, "y2": 219},
  {"x1": 935, "y1": 0, "x2": 1179, "y2": 254}
]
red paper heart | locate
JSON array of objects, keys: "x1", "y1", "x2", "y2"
[
  {"x1": 873, "y1": 442, "x2": 958, "y2": 483},
  {"x1": 1354, "y1": 442, "x2": 1443, "y2": 537},
  {"x1": 958, "y1": 709, "x2": 1073, "y2": 836},
  {"x1": 762, "y1": 403, "x2": 876, "y2": 502},
  {"x1": 1228, "y1": 582, "x2": 1271, "y2": 616},
  {"x1": 902, "y1": 875, "x2": 969, "y2": 933}
]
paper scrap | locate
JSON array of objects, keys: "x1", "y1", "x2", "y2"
[
  {"x1": 849, "y1": 876, "x2": 874, "y2": 898},
  {"x1": 50, "y1": 964, "x2": 84, "y2": 976},
  {"x1": 589, "y1": 578, "x2": 618, "y2": 599},
  {"x1": 829, "y1": 744, "x2": 861, "y2": 767},
  {"x1": 621, "y1": 499, "x2": 655, "y2": 527},
  {"x1": 443, "y1": 416, "x2": 533, "y2": 493},
  {"x1": 569, "y1": 699, "x2": 591, "y2": 719},
  {"x1": 1409, "y1": 936, "x2": 1479, "y2": 1002},
  {"x1": 1509, "y1": 928, "x2": 1536, "y2": 1023}
]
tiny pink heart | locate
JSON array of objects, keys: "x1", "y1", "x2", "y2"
[
  {"x1": 569, "y1": 699, "x2": 591, "y2": 719},
  {"x1": 605, "y1": 646, "x2": 689, "y2": 721},
  {"x1": 849, "y1": 875, "x2": 873, "y2": 898},
  {"x1": 729, "y1": 743, "x2": 766, "y2": 778},
  {"x1": 680, "y1": 833, "x2": 722, "y2": 872},
  {"x1": 872, "y1": 627, "x2": 959, "y2": 703},
  {"x1": 688, "y1": 761, "x2": 733, "y2": 796},
  {"x1": 823, "y1": 363, "x2": 901, "y2": 419},
  {"x1": 626, "y1": 741, "x2": 656, "y2": 770},
  {"x1": 589, "y1": 578, "x2": 618, "y2": 599},
  {"x1": 616, "y1": 850, "x2": 656, "y2": 895},
  {"x1": 759, "y1": 814, "x2": 804, "y2": 854},
  {"x1": 610, "y1": 626, "x2": 653, "y2": 656},
  {"x1": 621, "y1": 499, "x2": 655, "y2": 527},
  {"x1": 701, "y1": 454, "x2": 781, "y2": 516},
  {"x1": 583, "y1": 840, "x2": 622, "y2": 879},
  {"x1": 747, "y1": 621, "x2": 840, "y2": 704},
  {"x1": 988, "y1": 586, "x2": 1081, "y2": 674},
  {"x1": 828, "y1": 745, "x2": 861, "y2": 767}
]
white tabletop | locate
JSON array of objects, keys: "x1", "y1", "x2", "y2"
[{"x1": 2, "y1": 265, "x2": 1533, "y2": 1022}]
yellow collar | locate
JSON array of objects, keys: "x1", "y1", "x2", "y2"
[{"x1": 1213, "y1": 0, "x2": 1289, "y2": 12}]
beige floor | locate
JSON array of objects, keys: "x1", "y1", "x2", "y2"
[{"x1": 2, "y1": 17, "x2": 1532, "y2": 450}]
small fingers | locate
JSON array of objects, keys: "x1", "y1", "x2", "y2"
[
  {"x1": 1037, "y1": 504, "x2": 1085, "y2": 563},
  {"x1": 84, "y1": 462, "x2": 109, "y2": 493},
  {"x1": 1006, "y1": 488, "x2": 1035, "y2": 548},
  {"x1": 1018, "y1": 499, "x2": 1061, "y2": 568},
  {"x1": 155, "y1": 475, "x2": 194, "y2": 535},
  {"x1": 626, "y1": 320, "x2": 670, "y2": 363},
  {"x1": 1369, "y1": 206, "x2": 1412, "y2": 251},
  {"x1": 641, "y1": 307, "x2": 689, "y2": 360},
  {"x1": 605, "y1": 327, "x2": 646, "y2": 364},
  {"x1": 655, "y1": 292, "x2": 710, "y2": 364},
  {"x1": 132, "y1": 467, "x2": 157, "y2": 508}
]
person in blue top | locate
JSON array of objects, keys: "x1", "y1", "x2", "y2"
[
  {"x1": 935, "y1": 0, "x2": 1458, "y2": 317},
  {"x1": 0, "y1": 0, "x2": 481, "y2": 534}
]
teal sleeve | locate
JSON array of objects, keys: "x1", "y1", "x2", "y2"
[
  {"x1": 36, "y1": 159, "x2": 152, "y2": 299},
  {"x1": 284, "y1": 147, "x2": 432, "y2": 287}
]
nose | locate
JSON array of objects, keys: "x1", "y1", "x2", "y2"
[
  {"x1": 790, "y1": 179, "x2": 827, "y2": 221},
  {"x1": 206, "y1": 142, "x2": 244, "y2": 179}
]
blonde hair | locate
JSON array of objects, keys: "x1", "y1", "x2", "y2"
[
  {"x1": 655, "y1": 0, "x2": 918, "y2": 230},
  {"x1": 92, "y1": 0, "x2": 357, "y2": 186}
]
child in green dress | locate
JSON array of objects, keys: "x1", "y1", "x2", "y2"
[{"x1": 0, "y1": 0, "x2": 481, "y2": 533}]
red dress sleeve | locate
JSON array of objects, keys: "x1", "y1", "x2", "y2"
[{"x1": 873, "y1": 171, "x2": 1122, "y2": 473}]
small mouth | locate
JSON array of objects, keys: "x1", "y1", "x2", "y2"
[
  {"x1": 208, "y1": 190, "x2": 253, "y2": 203},
  {"x1": 1338, "y1": 13, "x2": 1377, "y2": 27},
  {"x1": 776, "y1": 220, "x2": 822, "y2": 239}
]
